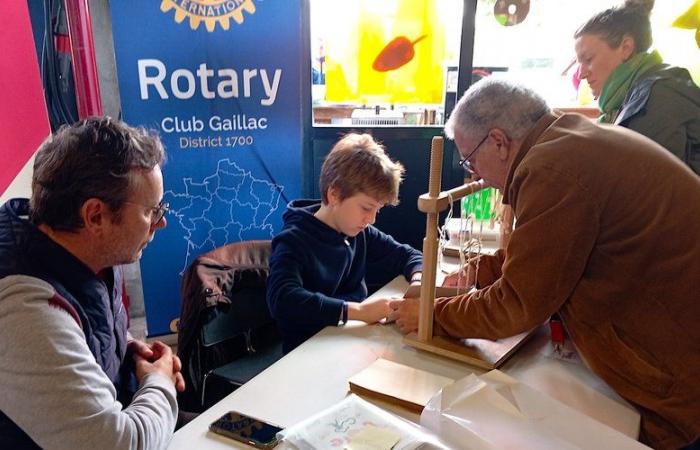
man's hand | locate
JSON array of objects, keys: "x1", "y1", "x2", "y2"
[
  {"x1": 347, "y1": 296, "x2": 395, "y2": 323},
  {"x1": 127, "y1": 338, "x2": 154, "y2": 360},
  {"x1": 388, "y1": 296, "x2": 420, "y2": 334},
  {"x1": 133, "y1": 341, "x2": 186, "y2": 392},
  {"x1": 442, "y1": 264, "x2": 476, "y2": 288}
]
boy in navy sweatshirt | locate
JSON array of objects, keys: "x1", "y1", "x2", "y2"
[{"x1": 267, "y1": 133, "x2": 422, "y2": 352}]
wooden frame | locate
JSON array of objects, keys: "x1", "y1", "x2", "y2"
[{"x1": 403, "y1": 136, "x2": 533, "y2": 369}]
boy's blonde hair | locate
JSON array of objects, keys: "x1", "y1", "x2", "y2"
[{"x1": 319, "y1": 133, "x2": 404, "y2": 205}]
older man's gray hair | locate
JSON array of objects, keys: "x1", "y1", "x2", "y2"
[{"x1": 444, "y1": 77, "x2": 551, "y2": 141}]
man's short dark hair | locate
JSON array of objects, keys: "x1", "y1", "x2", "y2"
[{"x1": 30, "y1": 117, "x2": 165, "y2": 231}]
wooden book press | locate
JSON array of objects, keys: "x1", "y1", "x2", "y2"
[{"x1": 403, "y1": 136, "x2": 532, "y2": 370}]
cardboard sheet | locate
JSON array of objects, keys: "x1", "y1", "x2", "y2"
[{"x1": 348, "y1": 358, "x2": 455, "y2": 414}]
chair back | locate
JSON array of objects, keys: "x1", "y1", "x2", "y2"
[
  {"x1": 200, "y1": 276, "x2": 274, "y2": 347},
  {"x1": 177, "y1": 240, "x2": 275, "y2": 411}
]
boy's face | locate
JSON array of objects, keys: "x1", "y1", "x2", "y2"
[{"x1": 327, "y1": 189, "x2": 385, "y2": 237}]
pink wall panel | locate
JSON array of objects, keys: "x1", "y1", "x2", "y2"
[{"x1": 0, "y1": 2, "x2": 50, "y2": 196}]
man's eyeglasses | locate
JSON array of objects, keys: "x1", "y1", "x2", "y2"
[
  {"x1": 125, "y1": 201, "x2": 169, "y2": 225},
  {"x1": 458, "y1": 134, "x2": 489, "y2": 171}
]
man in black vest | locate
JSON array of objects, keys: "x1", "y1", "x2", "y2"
[{"x1": 0, "y1": 117, "x2": 183, "y2": 449}]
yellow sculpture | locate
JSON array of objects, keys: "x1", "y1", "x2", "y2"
[{"x1": 673, "y1": 0, "x2": 700, "y2": 49}]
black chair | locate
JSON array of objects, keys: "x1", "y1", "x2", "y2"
[{"x1": 177, "y1": 240, "x2": 283, "y2": 411}]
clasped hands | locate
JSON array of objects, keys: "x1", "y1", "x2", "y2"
[{"x1": 129, "y1": 339, "x2": 186, "y2": 392}]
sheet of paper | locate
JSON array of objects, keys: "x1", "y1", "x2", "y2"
[{"x1": 346, "y1": 424, "x2": 401, "y2": 450}]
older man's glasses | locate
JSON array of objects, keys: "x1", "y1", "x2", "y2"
[
  {"x1": 458, "y1": 134, "x2": 489, "y2": 171},
  {"x1": 125, "y1": 201, "x2": 169, "y2": 225}
]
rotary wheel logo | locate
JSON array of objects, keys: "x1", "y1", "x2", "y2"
[{"x1": 160, "y1": 0, "x2": 257, "y2": 32}]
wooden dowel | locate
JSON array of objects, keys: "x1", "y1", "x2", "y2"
[
  {"x1": 445, "y1": 180, "x2": 486, "y2": 201},
  {"x1": 417, "y1": 180, "x2": 486, "y2": 213}
]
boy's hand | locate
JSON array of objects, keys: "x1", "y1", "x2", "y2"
[{"x1": 348, "y1": 296, "x2": 395, "y2": 323}]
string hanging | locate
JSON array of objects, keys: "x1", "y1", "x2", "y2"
[
  {"x1": 459, "y1": 195, "x2": 484, "y2": 294},
  {"x1": 436, "y1": 192, "x2": 455, "y2": 273}
]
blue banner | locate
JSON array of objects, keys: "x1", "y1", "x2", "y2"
[{"x1": 110, "y1": 0, "x2": 302, "y2": 335}]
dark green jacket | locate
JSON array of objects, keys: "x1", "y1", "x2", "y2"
[{"x1": 615, "y1": 65, "x2": 700, "y2": 176}]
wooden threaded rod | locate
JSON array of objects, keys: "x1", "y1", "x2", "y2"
[
  {"x1": 428, "y1": 137, "x2": 443, "y2": 197},
  {"x1": 418, "y1": 137, "x2": 444, "y2": 341}
]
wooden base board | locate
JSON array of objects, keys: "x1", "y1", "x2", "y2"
[{"x1": 403, "y1": 329, "x2": 536, "y2": 370}]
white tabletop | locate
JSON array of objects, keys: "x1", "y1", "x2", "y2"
[{"x1": 169, "y1": 276, "x2": 641, "y2": 449}]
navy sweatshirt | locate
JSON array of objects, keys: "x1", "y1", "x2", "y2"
[{"x1": 266, "y1": 200, "x2": 422, "y2": 352}]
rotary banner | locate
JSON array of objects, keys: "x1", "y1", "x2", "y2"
[{"x1": 110, "y1": 0, "x2": 302, "y2": 335}]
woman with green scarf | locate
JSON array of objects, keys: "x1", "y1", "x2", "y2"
[{"x1": 574, "y1": 0, "x2": 700, "y2": 176}]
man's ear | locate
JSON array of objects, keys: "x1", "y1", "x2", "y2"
[
  {"x1": 620, "y1": 35, "x2": 636, "y2": 60},
  {"x1": 81, "y1": 198, "x2": 108, "y2": 235},
  {"x1": 490, "y1": 129, "x2": 511, "y2": 161}
]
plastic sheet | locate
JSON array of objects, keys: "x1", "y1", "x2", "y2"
[
  {"x1": 420, "y1": 370, "x2": 649, "y2": 450},
  {"x1": 277, "y1": 394, "x2": 449, "y2": 450}
]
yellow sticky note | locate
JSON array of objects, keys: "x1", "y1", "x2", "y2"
[{"x1": 346, "y1": 424, "x2": 401, "y2": 450}]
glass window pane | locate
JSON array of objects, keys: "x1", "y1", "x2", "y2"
[
  {"x1": 653, "y1": 1, "x2": 700, "y2": 84},
  {"x1": 472, "y1": 0, "x2": 700, "y2": 109},
  {"x1": 310, "y1": 0, "x2": 463, "y2": 126}
]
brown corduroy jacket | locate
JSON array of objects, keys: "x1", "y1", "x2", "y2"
[{"x1": 434, "y1": 113, "x2": 700, "y2": 449}]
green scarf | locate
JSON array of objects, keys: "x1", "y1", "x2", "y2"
[{"x1": 598, "y1": 50, "x2": 664, "y2": 123}]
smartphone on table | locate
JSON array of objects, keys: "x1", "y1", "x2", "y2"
[{"x1": 209, "y1": 411, "x2": 283, "y2": 449}]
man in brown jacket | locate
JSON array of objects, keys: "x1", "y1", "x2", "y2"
[{"x1": 390, "y1": 78, "x2": 700, "y2": 450}]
